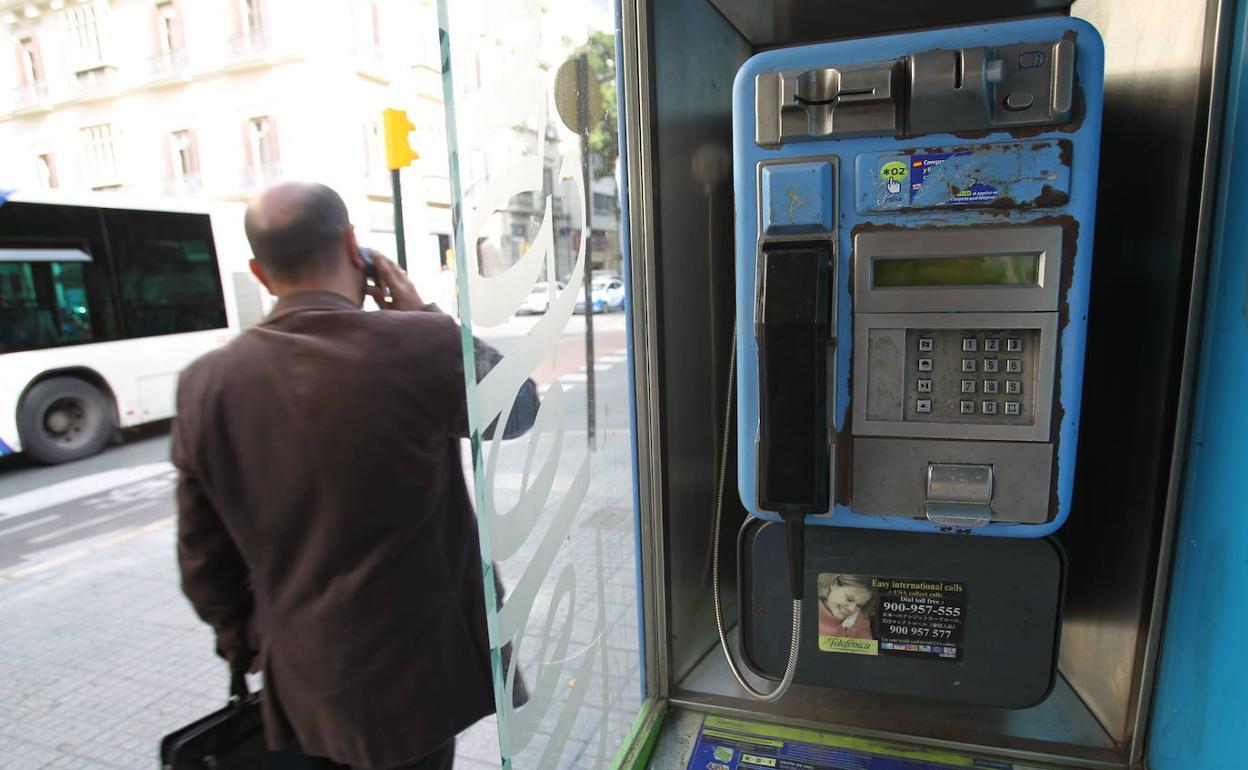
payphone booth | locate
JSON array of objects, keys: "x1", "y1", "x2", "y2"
[
  {"x1": 724, "y1": 17, "x2": 1101, "y2": 710},
  {"x1": 607, "y1": 0, "x2": 1242, "y2": 768}
]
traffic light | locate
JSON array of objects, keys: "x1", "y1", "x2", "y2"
[{"x1": 382, "y1": 108, "x2": 418, "y2": 170}]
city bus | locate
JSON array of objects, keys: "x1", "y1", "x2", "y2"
[{"x1": 0, "y1": 191, "x2": 267, "y2": 464}]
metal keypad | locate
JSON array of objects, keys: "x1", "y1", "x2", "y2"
[{"x1": 903, "y1": 328, "x2": 1039, "y2": 425}]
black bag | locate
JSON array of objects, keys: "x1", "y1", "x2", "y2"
[{"x1": 160, "y1": 672, "x2": 311, "y2": 769}]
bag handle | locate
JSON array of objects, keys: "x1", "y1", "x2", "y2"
[{"x1": 229, "y1": 671, "x2": 250, "y2": 701}]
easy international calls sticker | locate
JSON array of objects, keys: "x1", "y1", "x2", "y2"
[{"x1": 817, "y1": 573, "x2": 966, "y2": 662}]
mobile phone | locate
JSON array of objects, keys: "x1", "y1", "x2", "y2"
[{"x1": 359, "y1": 247, "x2": 378, "y2": 283}]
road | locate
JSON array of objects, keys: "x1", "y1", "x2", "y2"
[
  {"x1": 0, "y1": 311, "x2": 627, "y2": 580},
  {"x1": 0, "y1": 309, "x2": 640, "y2": 770}
]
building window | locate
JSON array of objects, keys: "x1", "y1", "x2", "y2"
[
  {"x1": 36, "y1": 154, "x2": 58, "y2": 188},
  {"x1": 167, "y1": 129, "x2": 200, "y2": 192},
  {"x1": 61, "y1": 3, "x2": 107, "y2": 70},
  {"x1": 80, "y1": 124, "x2": 118, "y2": 187},
  {"x1": 239, "y1": 0, "x2": 265, "y2": 35},
  {"x1": 17, "y1": 37, "x2": 43, "y2": 84},
  {"x1": 155, "y1": 1, "x2": 183, "y2": 53},
  {"x1": 363, "y1": 120, "x2": 381, "y2": 168},
  {"x1": 244, "y1": 116, "x2": 279, "y2": 186},
  {"x1": 592, "y1": 192, "x2": 615, "y2": 216},
  {"x1": 353, "y1": 0, "x2": 382, "y2": 60},
  {"x1": 150, "y1": 1, "x2": 188, "y2": 73},
  {"x1": 363, "y1": 120, "x2": 387, "y2": 189},
  {"x1": 229, "y1": 0, "x2": 268, "y2": 56}
]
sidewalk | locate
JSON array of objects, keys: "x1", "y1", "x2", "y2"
[{"x1": 0, "y1": 345, "x2": 641, "y2": 769}]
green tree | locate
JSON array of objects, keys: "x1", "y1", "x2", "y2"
[{"x1": 582, "y1": 31, "x2": 618, "y2": 179}]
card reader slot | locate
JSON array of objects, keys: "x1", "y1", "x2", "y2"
[{"x1": 757, "y1": 242, "x2": 831, "y2": 513}]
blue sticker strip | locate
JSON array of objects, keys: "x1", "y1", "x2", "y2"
[{"x1": 857, "y1": 141, "x2": 1072, "y2": 214}]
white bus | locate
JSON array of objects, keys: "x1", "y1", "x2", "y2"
[{"x1": 0, "y1": 191, "x2": 267, "y2": 464}]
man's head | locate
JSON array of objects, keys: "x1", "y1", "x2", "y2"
[{"x1": 244, "y1": 181, "x2": 368, "y2": 301}]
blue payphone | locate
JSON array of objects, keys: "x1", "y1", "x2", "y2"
[{"x1": 716, "y1": 17, "x2": 1103, "y2": 703}]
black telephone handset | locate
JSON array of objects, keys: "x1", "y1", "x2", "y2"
[{"x1": 359, "y1": 247, "x2": 379, "y2": 283}]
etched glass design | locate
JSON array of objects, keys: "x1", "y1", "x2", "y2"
[{"x1": 437, "y1": 1, "x2": 644, "y2": 767}]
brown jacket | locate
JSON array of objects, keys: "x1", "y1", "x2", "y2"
[{"x1": 173, "y1": 290, "x2": 496, "y2": 768}]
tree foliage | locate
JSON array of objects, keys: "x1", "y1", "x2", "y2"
[{"x1": 582, "y1": 31, "x2": 619, "y2": 179}]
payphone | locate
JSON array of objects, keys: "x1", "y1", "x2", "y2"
[{"x1": 716, "y1": 17, "x2": 1103, "y2": 705}]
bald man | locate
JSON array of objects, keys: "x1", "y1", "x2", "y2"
[{"x1": 173, "y1": 182, "x2": 526, "y2": 770}]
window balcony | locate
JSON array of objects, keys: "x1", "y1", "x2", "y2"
[
  {"x1": 164, "y1": 173, "x2": 203, "y2": 195},
  {"x1": 148, "y1": 49, "x2": 190, "y2": 77},
  {"x1": 242, "y1": 163, "x2": 282, "y2": 188},
  {"x1": 74, "y1": 66, "x2": 118, "y2": 98},
  {"x1": 227, "y1": 29, "x2": 271, "y2": 60},
  {"x1": 10, "y1": 81, "x2": 49, "y2": 111}
]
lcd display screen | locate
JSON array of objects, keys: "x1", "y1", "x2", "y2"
[{"x1": 872, "y1": 254, "x2": 1041, "y2": 288}]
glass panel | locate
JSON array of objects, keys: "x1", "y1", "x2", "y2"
[
  {"x1": 0, "y1": 201, "x2": 121, "y2": 343},
  {"x1": 104, "y1": 209, "x2": 228, "y2": 337},
  {"x1": 0, "y1": 262, "x2": 95, "y2": 351},
  {"x1": 437, "y1": 1, "x2": 645, "y2": 767}
]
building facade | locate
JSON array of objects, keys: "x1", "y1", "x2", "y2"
[
  {"x1": 0, "y1": 0, "x2": 620, "y2": 309},
  {"x1": 0, "y1": 0, "x2": 459, "y2": 304}
]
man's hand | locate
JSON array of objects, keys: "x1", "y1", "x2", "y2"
[{"x1": 365, "y1": 252, "x2": 430, "y2": 311}]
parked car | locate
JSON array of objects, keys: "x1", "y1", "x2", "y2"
[
  {"x1": 574, "y1": 275, "x2": 626, "y2": 314},
  {"x1": 517, "y1": 282, "x2": 565, "y2": 315}
]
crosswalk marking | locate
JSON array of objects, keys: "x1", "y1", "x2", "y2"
[
  {"x1": 0, "y1": 461, "x2": 174, "y2": 520},
  {"x1": 0, "y1": 515, "x2": 60, "y2": 539},
  {"x1": 27, "y1": 499, "x2": 162, "y2": 545}
]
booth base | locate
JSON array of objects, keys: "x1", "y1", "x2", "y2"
[{"x1": 667, "y1": 641, "x2": 1126, "y2": 769}]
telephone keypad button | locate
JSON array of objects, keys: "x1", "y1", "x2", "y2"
[
  {"x1": 916, "y1": 399, "x2": 932, "y2": 414},
  {"x1": 1007, "y1": 337, "x2": 1023, "y2": 352},
  {"x1": 983, "y1": 338, "x2": 1001, "y2": 353},
  {"x1": 983, "y1": 358, "x2": 1000, "y2": 373},
  {"x1": 918, "y1": 358, "x2": 934, "y2": 372},
  {"x1": 1006, "y1": 359, "x2": 1023, "y2": 373},
  {"x1": 1005, "y1": 401, "x2": 1021, "y2": 416},
  {"x1": 918, "y1": 337, "x2": 934, "y2": 352},
  {"x1": 983, "y1": 380, "x2": 1000, "y2": 395},
  {"x1": 961, "y1": 358, "x2": 976, "y2": 373},
  {"x1": 981, "y1": 401, "x2": 999, "y2": 415},
  {"x1": 917, "y1": 379, "x2": 932, "y2": 393},
  {"x1": 960, "y1": 400, "x2": 975, "y2": 414},
  {"x1": 960, "y1": 379, "x2": 976, "y2": 394},
  {"x1": 1005, "y1": 380, "x2": 1022, "y2": 395},
  {"x1": 962, "y1": 337, "x2": 977, "y2": 352}
]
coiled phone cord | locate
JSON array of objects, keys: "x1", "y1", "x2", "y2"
[{"x1": 711, "y1": 325, "x2": 801, "y2": 702}]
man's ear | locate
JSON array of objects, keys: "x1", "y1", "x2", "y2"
[
  {"x1": 346, "y1": 226, "x2": 365, "y2": 271},
  {"x1": 249, "y1": 259, "x2": 276, "y2": 296}
]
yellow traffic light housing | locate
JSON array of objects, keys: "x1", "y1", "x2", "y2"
[{"x1": 383, "y1": 108, "x2": 419, "y2": 170}]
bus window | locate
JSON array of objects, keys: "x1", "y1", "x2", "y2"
[
  {"x1": 103, "y1": 209, "x2": 227, "y2": 338},
  {"x1": 0, "y1": 200, "x2": 122, "y2": 352},
  {"x1": 0, "y1": 260, "x2": 95, "y2": 352}
]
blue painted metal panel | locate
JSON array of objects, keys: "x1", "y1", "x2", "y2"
[
  {"x1": 614, "y1": 0, "x2": 648, "y2": 700},
  {"x1": 733, "y1": 18, "x2": 1104, "y2": 537},
  {"x1": 761, "y1": 161, "x2": 836, "y2": 234},
  {"x1": 1149, "y1": 2, "x2": 1248, "y2": 764}
]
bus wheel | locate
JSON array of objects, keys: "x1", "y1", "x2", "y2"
[{"x1": 17, "y1": 377, "x2": 114, "y2": 465}]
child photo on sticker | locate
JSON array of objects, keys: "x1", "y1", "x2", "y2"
[{"x1": 818, "y1": 573, "x2": 877, "y2": 641}]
